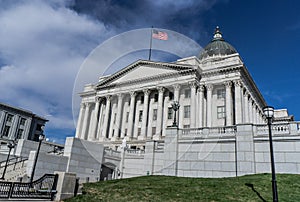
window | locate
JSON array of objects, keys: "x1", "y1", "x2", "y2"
[
  {"x1": 139, "y1": 110, "x2": 143, "y2": 122},
  {"x1": 16, "y1": 129, "x2": 23, "y2": 139},
  {"x1": 126, "y1": 112, "x2": 129, "y2": 122},
  {"x1": 154, "y1": 94, "x2": 158, "y2": 102},
  {"x1": 168, "y1": 107, "x2": 173, "y2": 119},
  {"x1": 6, "y1": 114, "x2": 13, "y2": 123},
  {"x1": 217, "y1": 89, "x2": 225, "y2": 99},
  {"x1": 113, "y1": 113, "x2": 117, "y2": 124},
  {"x1": 217, "y1": 106, "x2": 226, "y2": 119},
  {"x1": 153, "y1": 109, "x2": 157, "y2": 121},
  {"x1": 124, "y1": 129, "x2": 127, "y2": 136},
  {"x1": 152, "y1": 127, "x2": 156, "y2": 136},
  {"x1": 3, "y1": 126, "x2": 10, "y2": 137},
  {"x1": 138, "y1": 128, "x2": 141, "y2": 136},
  {"x1": 184, "y1": 89, "x2": 191, "y2": 98},
  {"x1": 20, "y1": 118, "x2": 26, "y2": 126},
  {"x1": 184, "y1": 105, "x2": 190, "y2": 118}
]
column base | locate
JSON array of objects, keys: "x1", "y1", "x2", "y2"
[
  {"x1": 98, "y1": 137, "x2": 108, "y2": 142},
  {"x1": 152, "y1": 135, "x2": 161, "y2": 141},
  {"x1": 137, "y1": 136, "x2": 146, "y2": 140},
  {"x1": 111, "y1": 136, "x2": 120, "y2": 141}
]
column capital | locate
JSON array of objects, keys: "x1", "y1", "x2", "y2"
[
  {"x1": 143, "y1": 89, "x2": 150, "y2": 96},
  {"x1": 244, "y1": 91, "x2": 249, "y2": 97},
  {"x1": 106, "y1": 95, "x2": 111, "y2": 101},
  {"x1": 197, "y1": 85, "x2": 205, "y2": 93},
  {"x1": 173, "y1": 84, "x2": 180, "y2": 91},
  {"x1": 84, "y1": 102, "x2": 91, "y2": 108},
  {"x1": 206, "y1": 84, "x2": 213, "y2": 91},
  {"x1": 117, "y1": 93, "x2": 123, "y2": 99},
  {"x1": 80, "y1": 103, "x2": 85, "y2": 108},
  {"x1": 189, "y1": 81, "x2": 197, "y2": 88},
  {"x1": 129, "y1": 91, "x2": 136, "y2": 97},
  {"x1": 157, "y1": 87, "x2": 165, "y2": 93},
  {"x1": 95, "y1": 96, "x2": 103, "y2": 102},
  {"x1": 233, "y1": 80, "x2": 242, "y2": 87},
  {"x1": 224, "y1": 81, "x2": 232, "y2": 88}
]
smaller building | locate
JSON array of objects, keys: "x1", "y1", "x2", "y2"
[{"x1": 0, "y1": 102, "x2": 48, "y2": 142}]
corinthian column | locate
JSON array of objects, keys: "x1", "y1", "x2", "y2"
[
  {"x1": 141, "y1": 89, "x2": 150, "y2": 139},
  {"x1": 101, "y1": 96, "x2": 111, "y2": 138},
  {"x1": 75, "y1": 103, "x2": 85, "y2": 138},
  {"x1": 127, "y1": 91, "x2": 136, "y2": 138},
  {"x1": 234, "y1": 80, "x2": 243, "y2": 124},
  {"x1": 190, "y1": 82, "x2": 196, "y2": 128},
  {"x1": 112, "y1": 93, "x2": 123, "y2": 139},
  {"x1": 243, "y1": 91, "x2": 249, "y2": 123},
  {"x1": 154, "y1": 87, "x2": 164, "y2": 139},
  {"x1": 197, "y1": 85, "x2": 204, "y2": 127},
  {"x1": 173, "y1": 84, "x2": 180, "y2": 101},
  {"x1": 206, "y1": 84, "x2": 213, "y2": 127},
  {"x1": 89, "y1": 97, "x2": 102, "y2": 140},
  {"x1": 81, "y1": 102, "x2": 92, "y2": 140},
  {"x1": 225, "y1": 81, "x2": 232, "y2": 126}
]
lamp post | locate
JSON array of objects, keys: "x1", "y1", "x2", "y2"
[
  {"x1": 171, "y1": 101, "x2": 180, "y2": 127},
  {"x1": 0, "y1": 140, "x2": 15, "y2": 180},
  {"x1": 263, "y1": 106, "x2": 278, "y2": 202},
  {"x1": 30, "y1": 131, "x2": 45, "y2": 183}
]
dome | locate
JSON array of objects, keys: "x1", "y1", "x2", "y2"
[{"x1": 199, "y1": 26, "x2": 237, "y2": 60}]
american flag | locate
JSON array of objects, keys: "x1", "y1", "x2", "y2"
[{"x1": 152, "y1": 29, "x2": 168, "y2": 40}]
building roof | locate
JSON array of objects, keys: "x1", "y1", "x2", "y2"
[{"x1": 199, "y1": 26, "x2": 237, "y2": 60}]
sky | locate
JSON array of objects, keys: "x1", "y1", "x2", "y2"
[{"x1": 0, "y1": 0, "x2": 299, "y2": 144}]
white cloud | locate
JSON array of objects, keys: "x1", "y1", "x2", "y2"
[{"x1": 0, "y1": 0, "x2": 113, "y2": 133}]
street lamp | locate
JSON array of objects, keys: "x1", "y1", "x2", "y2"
[
  {"x1": 30, "y1": 129, "x2": 45, "y2": 183},
  {"x1": 0, "y1": 140, "x2": 15, "y2": 180},
  {"x1": 263, "y1": 106, "x2": 278, "y2": 202},
  {"x1": 171, "y1": 101, "x2": 180, "y2": 127}
]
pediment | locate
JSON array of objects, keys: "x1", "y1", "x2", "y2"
[{"x1": 96, "y1": 60, "x2": 194, "y2": 88}]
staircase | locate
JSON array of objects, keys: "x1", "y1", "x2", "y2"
[{"x1": 0, "y1": 156, "x2": 28, "y2": 181}]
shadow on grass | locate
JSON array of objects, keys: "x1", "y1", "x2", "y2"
[{"x1": 245, "y1": 183, "x2": 267, "y2": 202}]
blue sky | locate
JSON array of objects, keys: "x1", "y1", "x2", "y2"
[{"x1": 0, "y1": 0, "x2": 299, "y2": 144}]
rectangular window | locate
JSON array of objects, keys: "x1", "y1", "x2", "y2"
[
  {"x1": 168, "y1": 107, "x2": 173, "y2": 119},
  {"x1": 113, "y1": 113, "x2": 117, "y2": 124},
  {"x1": 126, "y1": 112, "x2": 129, "y2": 123},
  {"x1": 184, "y1": 89, "x2": 191, "y2": 98},
  {"x1": 184, "y1": 105, "x2": 190, "y2": 118},
  {"x1": 138, "y1": 128, "x2": 141, "y2": 136},
  {"x1": 3, "y1": 126, "x2": 10, "y2": 137},
  {"x1": 16, "y1": 129, "x2": 23, "y2": 139},
  {"x1": 217, "y1": 89, "x2": 225, "y2": 99},
  {"x1": 139, "y1": 110, "x2": 143, "y2": 122},
  {"x1": 153, "y1": 109, "x2": 157, "y2": 121},
  {"x1": 152, "y1": 127, "x2": 156, "y2": 136},
  {"x1": 6, "y1": 114, "x2": 13, "y2": 123},
  {"x1": 20, "y1": 118, "x2": 26, "y2": 126},
  {"x1": 217, "y1": 106, "x2": 226, "y2": 119}
]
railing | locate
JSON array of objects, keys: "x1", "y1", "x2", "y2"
[
  {"x1": 0, "y1": 174, "x2": 58, "y2": 200},
  {"x1": 125, "y1": 149, "x2": 145, "y2": 154},
  {"x1": 255, "y1": 123, "x2": 290, "y2": 136},
  {"x1": 181, "y1": 126, "x2": 236, "y2": 138},
  {"x1": 104, "y1": 148, "x2": 121, "y2": 159}
]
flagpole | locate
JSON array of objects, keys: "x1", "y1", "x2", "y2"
[{"x1": 149, "y1": 26, "x2": 153, "y2": 60}]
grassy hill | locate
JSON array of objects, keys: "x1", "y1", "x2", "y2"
[{"x1": 65, "y1": 174, "x2": 300, "y2": 202}]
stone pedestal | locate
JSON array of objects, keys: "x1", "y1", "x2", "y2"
[{"x1": 54, "y1": 171, "x2": 77, "y2": 201}]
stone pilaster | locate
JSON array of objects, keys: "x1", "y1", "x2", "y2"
[
  {"x1": 173, "y1": 84, "x2": 180, "y2": 101},
  {"x1": 114, "y1": 93, "x2": 124, "y2": 139},
  {"x1": 243, "y1": 91, "x2": 249, "y2": 123},
  {"x1": 89, "y1": 97, "x2": 101, "y2": 140},
  {"x1": 248, "y1": 98, "x2": 253, "y2": 123},
  {"x1": 162, "y1": 95, "x2": 170, "y2": 136},
  {"x1": 108, "y1": 102, "x2": 116, "y2": 139},
  {"x1": 225, "y1": 81, "x2": 233, "y2": 126}
]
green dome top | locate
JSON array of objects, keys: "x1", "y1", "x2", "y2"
[{"x1": 199, "y1": 26, "x2": 237, "y2": 60}]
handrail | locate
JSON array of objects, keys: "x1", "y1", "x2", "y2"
[{"x1": 0, "y1": 156, "x2": 28, "y2": 169}]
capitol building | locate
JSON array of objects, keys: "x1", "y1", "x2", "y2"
[{"x1": 75, "y1": 27, "x2": 292, "y2": 149}]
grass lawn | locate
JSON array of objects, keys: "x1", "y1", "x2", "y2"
[{"x1": 65, "y1": 174, "x2": 300, "y2": 202}]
